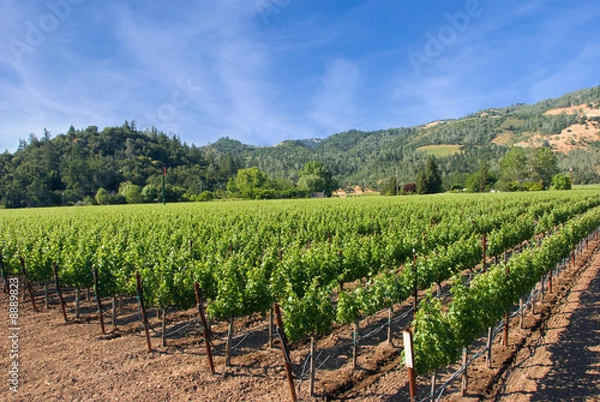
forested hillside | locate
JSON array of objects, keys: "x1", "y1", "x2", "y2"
[
  {"x1": 1, "y1": 85, "x2": 600, "y2": 208},
  {"x1": 206, "y1": 85, "x2": 600, "y2": 188}
]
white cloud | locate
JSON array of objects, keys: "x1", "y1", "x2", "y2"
[
  {"x1": 309, "y1": 59, "x2": 361, "y2": 134},
  {"x1": 1, "y1": 0, "x2": 600, "y2": 153},
  {"x1": 530, "y1": 44, "x2": 600, "y2": 102}
]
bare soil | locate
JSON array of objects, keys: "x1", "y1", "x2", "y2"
[{"x1": 1, "y1": 241, "x2": 600, "y2": 402}]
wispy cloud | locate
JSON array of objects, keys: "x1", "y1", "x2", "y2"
[
  {"x1": 0, "y1": 0, "x2": 599, "y2": 153},
  {"x1": 387, "y1": 0, "x2": 600, "y2": 125},
  {"x1": 530, "y1": 44, "x2": 600, "y2": 102},
  {"x1": 309, "y1": 58, "x2": 361, "y2": 134}
]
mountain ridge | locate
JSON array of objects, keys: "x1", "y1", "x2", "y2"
[{"x1": 1, "y1": 85, "x2": 599, "y2": 207}]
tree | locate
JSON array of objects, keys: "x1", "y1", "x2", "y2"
[
  {"x1": 403, "y1": 183, "x2": 417, "y2": 194},
  {"x1": 298, "y1": 161, "x2": 338, "y2": 196},
  {"x1": 141, "y1": 184, "x2": 160, "y2": 203},
  {"x1": 234, "y1": 167, "x2": 268, "y2": 199},
  {"x1": 477, "y1": 160, "x2": 490, "y2": 192},
  {"x1": 416, "y1": 157, "x2": 443, "y2": 194},
  {"x1": 119, "y1": 182, "x2": 143, "y2": 204},
  {"x1": 466, "y1": 161, "x2": 496, "y2": 192},
  {"x1": 551, "y1": 173, "x2": 572, "y2": 190},
  {"x1": 499, "y1": 147, "x2": 528, "y2": 190},
  {"x1": 531, "y1": 147, "x2": 558, "y2": 188},
  {"x1": 95, "y1": 188, "x2": 110, "y2": 205},
  {"x1": 380, "y1": 176, "x2": 398, "y2": 196},
  {"x1": 298, "y1": 174, "x2": 326, "y2": 195}
]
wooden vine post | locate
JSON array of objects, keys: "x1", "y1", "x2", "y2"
[
  {"x1": 387, "y1": 306, "x2": 393, "y2": 346},
  {"x1": 310, "y1": 335, "x2": 316, "y2": 397},
  {"x1": 44, "y1": 282, "x2": 49, "y2": 309},
  {"x1": 486, "y1": 327, "x2": 493, "y2": 368},
  {"x1": 19, "y1": 257, "x2": 38, "y2": 312},
  {"x1": 194, "y1": 283, "x2": 215, "y2": 375},
  {"x1": 547, "y1": 270, "x2": 553, "y2": 294},
  {"x1": 461, "y1": 347, "x2": 468, "y2": 396},
  {"x1": 503, "y1": 263, "x2": 510, "y2": 347},
  {"x1": 161, "y1": 307, "x2": 168, "y2": 347},
  {"x1": 135, "y1": 272, "x2": 152, "y2": 352},
  {"x1": 225, "y1": 317, "x2": 234, "y2": 366},
  {"x1": 430, "y1": 370, "x2": 437, "y2": 402},
  {"x1": 352, "y1": 320, "x2": 359, "y2": 370},
  {"x1": 481, "y1": 232, "x2": 487, "y2": 271},
  {"x1": 412, "y1": 250, "x2": 418, "y2": 318},
  {"x1": 75, "y1": 288, "x2": 80, "y2": 319},
  {"x1": 269, "y1": 308, "x2": 275, "y2": 348},
  {"x1": 92, "y1": 266, "x2": 106, "y2": 335},
  {"x1": 0, "y1": 254, "x2": 8, "y2": 293},
  {"x1": 273, "y1": 303, "x2": 297, "y2": 402},
  {"x1": 403, "y1": 328, "x2": 417, "y2": 401},
  {"x1": 112, "y1": 296, "x2": 118, "y2": 330},
  {"x1": 52, "y1": 262, "x2": 68, "y2": 323},
  {"x1": 519, "y1": 298, "x2": 524, "y2": 329}
]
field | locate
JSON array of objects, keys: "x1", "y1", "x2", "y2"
[
  {"x1": 415, "y1": 144, "x2": 462, "y2": 157},
  {"x1": 1, "y1": 190, "x2": 600, "y2": 401}
]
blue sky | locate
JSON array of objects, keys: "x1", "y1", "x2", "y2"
[{"x1": 1, "y1": 0, "x2": 599, "y2": 152}]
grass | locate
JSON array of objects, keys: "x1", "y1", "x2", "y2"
[{"x1": 416, "y1": 144, "x2": 462, "y2": 157}]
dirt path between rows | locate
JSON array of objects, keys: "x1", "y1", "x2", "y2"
[{"x1": 493, "y1": 250, "x2": 600, "y2": 401}]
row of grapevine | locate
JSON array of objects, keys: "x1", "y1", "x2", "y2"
[
  {"x1": 411, "y1": 205, "x2": 600, "y2": 374},
  {"x1": 282, "y1": 193, "x2": 600, "y2": 342},
  {"x1": 1, "y1": 191, "x2": 599, "y2": 343}
]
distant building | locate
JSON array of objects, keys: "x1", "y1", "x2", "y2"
[{"x1": 311, "y1": 192, "x2": 326, "y2": 198}]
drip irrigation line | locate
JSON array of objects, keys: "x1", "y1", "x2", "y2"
[
  {"x1": 315, "y1": 354, "x2": 331, "y2": 371},
  {"x1": 231, "y1": 333, "x2": 250, "y2": 351},
  {"x1": 297, "y1": 350, "x2": 313, "y2": 392}
]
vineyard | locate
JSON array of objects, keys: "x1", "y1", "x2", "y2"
[{"x1": 2, "y1": 190, "x2": 600, "y2": 400}]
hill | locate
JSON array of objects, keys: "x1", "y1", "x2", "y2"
[
  {"x1": 203, "y1": 85, "x2": 600, "y2": 188},
  {"x1": 1, "y1": 85, "x2": 600, "y2": 207}
]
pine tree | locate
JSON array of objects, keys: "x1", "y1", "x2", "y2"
[
  {"x1": 477, "y1": 160, "x2": 489, "y2": 192},
  {"x1": 416, "y1": 156, "x2": 443, "y2": 194}
]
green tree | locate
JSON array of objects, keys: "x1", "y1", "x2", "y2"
[
  {"x1": 95, "y1": 187, "x2": 110, "y2": 205},
  {"x1": 298, "y1": 161, "x2": 338, "y2": 196},
  {"x1": 234, "y1": 167, "x2": 268, "y2": 199},
  {"x1": 499, "y1": 147, "x2": 528, "y2": 190},
  {"x1": 380, "y1": 176, "x2": 398, "y2": 196},
  {"x1": 551, "y1": 173, "x2": 572, "y2": 190},
  {"x1": 141, "y1": 184, "x2": 160, "y2": 203},
  {"x1": 466, "y1": 161, "x2": 496, "y2": 192},
  {"x1": 298, "y1": 174, "x2": 325, "y2": 194},
  {"x1": 531, "y1": 147, "x2": 558, "y2": 189},
  {"x1": 416, "y1": 157, "x2": 442, "y2": 194},
  {"x1": 119, "y1": 182, "x2": 143, "y2": 204}
]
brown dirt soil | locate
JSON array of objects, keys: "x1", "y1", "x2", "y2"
[
  {"x1": 492, "y1": 247, "x2": 600, "y2": 401},
  {"x1": 0, "y1": 275, "x2": 417, "y2": 401},
  {"x1": 1, "y1": 241, "x2": 600, "y2": 402},
  {"x1": 544, "y1": 103, "x2": 600, "y2": 117},
  {"x1": 513, "y1": 123, "x2": 600, "y2": 153}
]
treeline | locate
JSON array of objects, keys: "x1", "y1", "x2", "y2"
[
  {"x1": 380, "y1": 146, "x2": 573, "y2": 195},
  {"x1": 0, "y1": 123, "x2": 240, "y2": 207},
  {"x1": 2, "y1": 85, "x2": 600, "y2": 207},
  {"x1": 0, "y1": 123, "x2": 340, "y2": 208}
]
